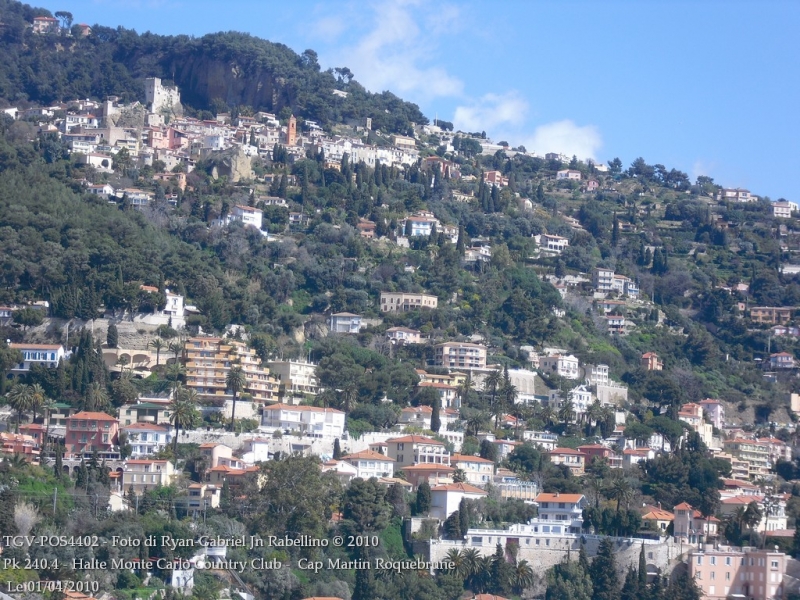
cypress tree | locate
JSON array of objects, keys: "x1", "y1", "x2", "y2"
[
  {"x1": 639, "y1": 543, "x2": 648, "y2": 588},
  {"x1": 106, "y1": 322, "x2": 118, "y2": 348},
  {"x1": 458, "y1": 498, "x2": 469, "y2": 535},
  {"x1": 416, "y1": 481, "x2": 431, "y2": 515},
  {"x1": 589, "y1": 538, "x2": 620, "y2": 600},
  {"x1": 430, "y1": 397, "x2": 441, "y2": 433},
  {"x1": 620, "y1": 567, "x2": 639, "y2": 600},
  {"x1": 333, "y1": 438, "x2": 342, "y2": 460}
]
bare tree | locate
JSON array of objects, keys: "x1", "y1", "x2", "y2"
[{"x1": 14, "y1": 502, "x2": 41, "y2": 541}]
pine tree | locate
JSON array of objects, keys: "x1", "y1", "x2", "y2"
[
  {"x1": 456, "y1": 225, "x2": 466, "y2": 256},
  {"x1": 106, "y1": 323, "x2": 118, "y2": 348},
  {"x1": 612, "y1": 214, "x2": 620, "y2": 246},
  {"x1": 333, "y1": 438, "x2": 342, "y2": 460},
  {"x1": 443, "y1": 510, "x2": 462, "y2": 539},
  {"x1": 590, "y1": 538, "x2": 620, "y2": 600},
  {"x1": 53, "y1": 443, "x2": 63, "y2": 478},
  {"x1": 278, "y1": 172, "x2": 288, "y2": 199},
  {"x1": 794, "y1": 516, "x2": 800, "y2": 557}
]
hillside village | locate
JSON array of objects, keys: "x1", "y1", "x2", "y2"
[{"x1": 3, "y1": 4, "x2": 800, "y2": 600}]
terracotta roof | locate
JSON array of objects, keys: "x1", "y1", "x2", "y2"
[
  {"x1": 402, "y1": 406, "x2": 433, "y2": 414},
  {"x1": 199, "y1": 442, "x2": 226, "y2": 448},
  {"x1": 342, "y1": 450, "x2": 395, "y2": 462},
  {"x1": 387, "y1": 435, "x2": 443, "y2": 445},
  {"x1": 431, "y1": 482, "x2": 487, "y2": 495},
  {"x1": 10, "y1": 343, "x2": 62, "y2": 350},
  {"x1": 534, "y1": 493, "x2": 584, "y2": 503},
  {"x1": 126, "y1": 459, "x2": 169, "y2": 464},
  {"x1": 720, "y1": 478, "x2": 759, "y2": 488},
  {"x1": 642, "y1": 510, "x2": 674, "y2": 521},
  {"x1": 721, "y1": 496, "x2": 764, "y2": 505},
  {"x1": 401, "y1": 464, "x2": 454, "y2": 472},
  {"x1": 452, "y1": 454, "x2": 494, "y2": 464},
  {"x1": 69, "y1": 411, "x2": 117, "y2": 421},
  {"x1": 673, "y1": 502, "x2": 693, "y2": 510},
  {"x1": 122, "y1": 423, "x2": 169, "y2": 431},
  {"x1": 549, "y1": 447, "x2": 583, "y2": 455}
]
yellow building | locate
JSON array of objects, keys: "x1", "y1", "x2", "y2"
[{"x1": 184, "y1": 337, "x2": 278, "y2": 405}]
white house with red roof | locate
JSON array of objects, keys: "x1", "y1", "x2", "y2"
[
  {"x1": 622, "y1": 447, "x2": 654, "y2": 468},
  {"x1": 341, "y1": 449, "x2": 395, "y2": 479},
  {"x1": 9, "y1": 343, "x2": 66, "y2": 373},
  {"x1": 121, "y1": 422, "x2": 172, "y2": 458},
  {"x1": 451, "y1": 453, "x2": 494, "y2": 485},
  {"x1": 533, "y1": 492, "x2": 587, "y2": 533},
  {"x1": 430, "y1": 482, "x2": 488, "y2": 520},
  {"x1": 719, "y1": 495, "x2": 787, "y2": 533}
]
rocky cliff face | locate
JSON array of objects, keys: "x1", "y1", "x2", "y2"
[{"x1": 168, "y1": 55, "x2": 292, "y2": 113}]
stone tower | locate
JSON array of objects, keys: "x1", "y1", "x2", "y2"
[{"x1": 287, "y1": 115, "x2": 297, "y2": 146}]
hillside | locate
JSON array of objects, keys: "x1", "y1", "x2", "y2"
[
  {"x1": 0, "y1": 0, "x2": 426, "y2": 134},
  {"x1": 2, "y1": 2, "x2": 800, "y2": 600}
]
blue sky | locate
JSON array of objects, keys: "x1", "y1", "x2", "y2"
[{"x1": 35, "y1": 0, "x2": 800, "y2": 200}]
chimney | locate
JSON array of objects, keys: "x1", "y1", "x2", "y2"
[
  {"x1": 555, "y1": 492, "x2": 559, "y2": 497},
  {"x1": 658, "y1": 502, "x2": 662, "y2": 510}
]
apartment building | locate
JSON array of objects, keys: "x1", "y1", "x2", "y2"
[
  {"x1": 689, "y1": 545, "x2": 787, "y2": 600},
  {"x1": 538, "y1": 354, "x2": 580, "y2": 379},
  {"x1": 380, "y1": 292, "x2": 438, "y2": 312},
  {"x1": 386, "y1": 435, "x2": 451, "y2": 469},
  {"x1": 722, "y1": 439, "x2": 773, "y2": 478},
  {"x1": 772, "y1": 201, "x2": 798, "y2": 219},
  {"x1": 450, "y1": 453, "x2": 495, "y2": 485},
  {"x1": 547, "y1": 448, "x2": 586, "y2": 475},
  {"x1": 678, "y1": 403, "x2": 715, "y2": 448},
  {"x1": 266, "y1": 360, "x2": 319, "y2": 398},
  {"x1": 533, "y1": 493, "x2": 587, "y2": 533},
  {"x1": 341, "y1": 450, "x2": 395, "y2": 479},
  {"x1": 261, "y1": 404, "x2": 345, "y2": 438},
  {"x1": 329, "y1": 312, "x2": 363, "y2": 334},
  {"x1": 184, "y1": 337, "x2": 278, "y2": 405},
  {"x1": 122, "y1": 459, "x2": 177, "y2": 495},
  {"x1": 698, "y1": 398, "x2": 725, "y2": 430},
  {"x1": 750, "y1": 307, "x2": 795, "y2": 325},
  {"x1": 535, "y1": 234, "x2": 570, "y2": 254},
  {"x1": 65, "y1": 411, "x2": 119, "y2": 458},
  {"x1": 719, "y1": 495, "x2": 787, "y2": 533},
  {"x1": 584, "y1": 363, "x2": 609, "y2": 385},
  {"x1": 434, "y1": 342, "x2": 488, "y2": 370}
]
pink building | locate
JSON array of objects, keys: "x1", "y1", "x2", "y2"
[
  {"x1": 689, "y1": 545, "x2": 787, "y2": 600},
  {"x1": 65, "y1": 411, "x2": 119, "y2": 458}
]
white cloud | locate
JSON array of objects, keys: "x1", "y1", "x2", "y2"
[
  {"x1": 453, "y1": 92, "x2": 529, "y2": 132},
  {"x1": 522, "y1": 120, "x2": 603, "y2": 161},
  {"x1": 323, "y1": 0, "x2": 464, "y2": 99},
  {"x1": 309, "y1": 16, "x2": 347, "y2": 42}
]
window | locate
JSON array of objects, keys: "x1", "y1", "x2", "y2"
[
  {"x1": 697, "y1": 557, "x2": 703, "y2": 566},
  {"x1": 726, "y1": 573, "x2": 731, "y2": 581},
  {"x1": 726, "y1": 557, "x2": 732, "y2": 566},
  {"x1": 711, "y1": 572, "x2": 715, "y2": 580},
  {"x1": 771, "y1": 560, "x2": 779, "y2": 569},
  {"x1": 711, "y1": 557, "x2": 716, "y2": 566}
]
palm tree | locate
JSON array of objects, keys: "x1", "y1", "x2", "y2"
[
  {"x1": 169, "y1": 396, "x2": 199, "y2": 454},
  {"x1": 466, "y1": 412, "x2": 489, "y2": 437},
  {"x1": 444, "y1": 549, "x2": 465, "y2": 577},
  {"x1": 484, "y1": 369, "x2": 501, "y2": 415},
  {"x1": 457, "y1": 373, "x2": 474, "y2": 409},
  {"x1": 165, "y1": 363, "x2": 185, "y2": 396},
  {"x1": 6, "y1": 384, "x2": 33, "y2": 433},
  {"x1": 84, "y1": 382, "x2": 109, "y2": 412},
  {"x1": 168, "y1": 341, "x2": 183, "y2": 363},
  {"x1": 226, "y1": 365, "x2": 247, "y2": 432},
  {"x1": 497, "y1": 382, "x2": 517, "y2": 428},
  {"x1": 149, "y1": 338, "x2": 165, "y2": 366},
  {"x1": 29, "y1": 384, "x2": 46, "y2": 423},
  {"x1": 539, "y1": 405, "x2": 556, "y2": 429},
  {"x1": 557, "y1": 399, "x2": 575, "y2": 426},
  {"x1": 461, "y1": 548, "x2": 482, "y2": 586},
  {"x1": 513, "y1": 559, "x2": 535, "y2": 594}
]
